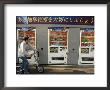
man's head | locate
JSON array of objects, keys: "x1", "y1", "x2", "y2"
[{"x1": 23, "y1": 37, "x2": 29, "y2": 44}]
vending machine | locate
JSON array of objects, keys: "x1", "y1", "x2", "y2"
[
  {"x1": 78, "y1": 28, "x2": 94, "y2": 65},
  {"x1": 48, "y1": 27, "x2": 68, "y2": 64}
]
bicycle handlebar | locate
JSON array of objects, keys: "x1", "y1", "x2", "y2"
[{"x1": 34, "y1": 50, "x2": 39, "y2": 57}]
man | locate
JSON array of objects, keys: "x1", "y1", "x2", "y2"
[{"x1": 18, "y1": 36, "x2": 37, "y2": 74}]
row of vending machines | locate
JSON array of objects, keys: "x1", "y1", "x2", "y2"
[{"x1": 17, "y1": 27, "x2": 94, "y2": 65}]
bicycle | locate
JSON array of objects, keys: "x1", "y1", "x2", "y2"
[{"x1": 16, "y1": 50, "x2": 44, "y2": 74}]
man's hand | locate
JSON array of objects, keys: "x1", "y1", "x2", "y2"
[
  {"x1": 34, "y1": 49, "x2": 38, "y2": 52},
  {"x1": 30, "y1": 53, "x2": 34, "y2": 57},
  {"x1": 27, "y1": 53, "x2": 33, "y2": 58}
]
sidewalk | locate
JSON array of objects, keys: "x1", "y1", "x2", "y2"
[{"x1": 29, "y1": 65, "x2": 94, "y2": 74}]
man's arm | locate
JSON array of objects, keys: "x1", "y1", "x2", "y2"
[
  {"x1": 22, "y1": 43, "x2": 29, "y2": 56},
  {"x1": 28, "y1": 43, "x2": 37, "y2": 51}
]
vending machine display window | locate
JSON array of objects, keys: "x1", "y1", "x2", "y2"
[
  {"x1": 17, "y1": 27, "x2": 36, "y2": 48},
  {"x1": 49, "y1": 29, "x2": 67, "y2": 46}
]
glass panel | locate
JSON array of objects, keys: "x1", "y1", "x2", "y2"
[{"x1": 49, "y1": 27, "x2": 68, "y2": 46}]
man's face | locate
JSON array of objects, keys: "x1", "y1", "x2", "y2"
[{"x1": 25, "y1": 39, "x2": 29, "y2": 44}]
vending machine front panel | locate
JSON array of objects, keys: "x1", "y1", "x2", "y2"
[{"x1": 48, "y1": 27, "x2": 68, "y2": 64}]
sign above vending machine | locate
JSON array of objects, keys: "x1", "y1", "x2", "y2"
[{"x1": 16, "y1": 16, "x2": 94, "y2": 25}]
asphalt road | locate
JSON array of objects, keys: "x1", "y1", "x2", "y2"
[{"x1": 17, "y1": 65, "x2": 94, "y2": 74}]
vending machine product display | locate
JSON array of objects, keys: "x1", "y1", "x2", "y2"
[
  {"x1": 78, "y1": 28, "x2": 94, "y2": 65},
  {"x1": 17, "y1": 27, "x2": 36, "y2": 48},
  {"x1": 48, "y1": 27, "x2": 68, "y2": 64}
]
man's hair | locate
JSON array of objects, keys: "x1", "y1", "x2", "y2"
[{"x1": 23, "y1": 37, "x2": 29, "y2": 41}]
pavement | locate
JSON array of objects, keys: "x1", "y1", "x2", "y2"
[
  {"x1": 16, "y1": 64, "x2": 94, "y2": 74},
  {"x1": 28, "y1": 65, "x2": 94, "y2": 74}
]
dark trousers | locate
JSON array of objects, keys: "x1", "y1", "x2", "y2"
[{"x1": 20, "y1": 56, "x2": 29, "y2": 74}]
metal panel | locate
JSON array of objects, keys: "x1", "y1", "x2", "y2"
[
  {"x1": 36, "y1": 25, "x2": 48, "y2": 64},
  {"x1": 67, "y1": 28, "x2": 80, "y2": 65}
]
